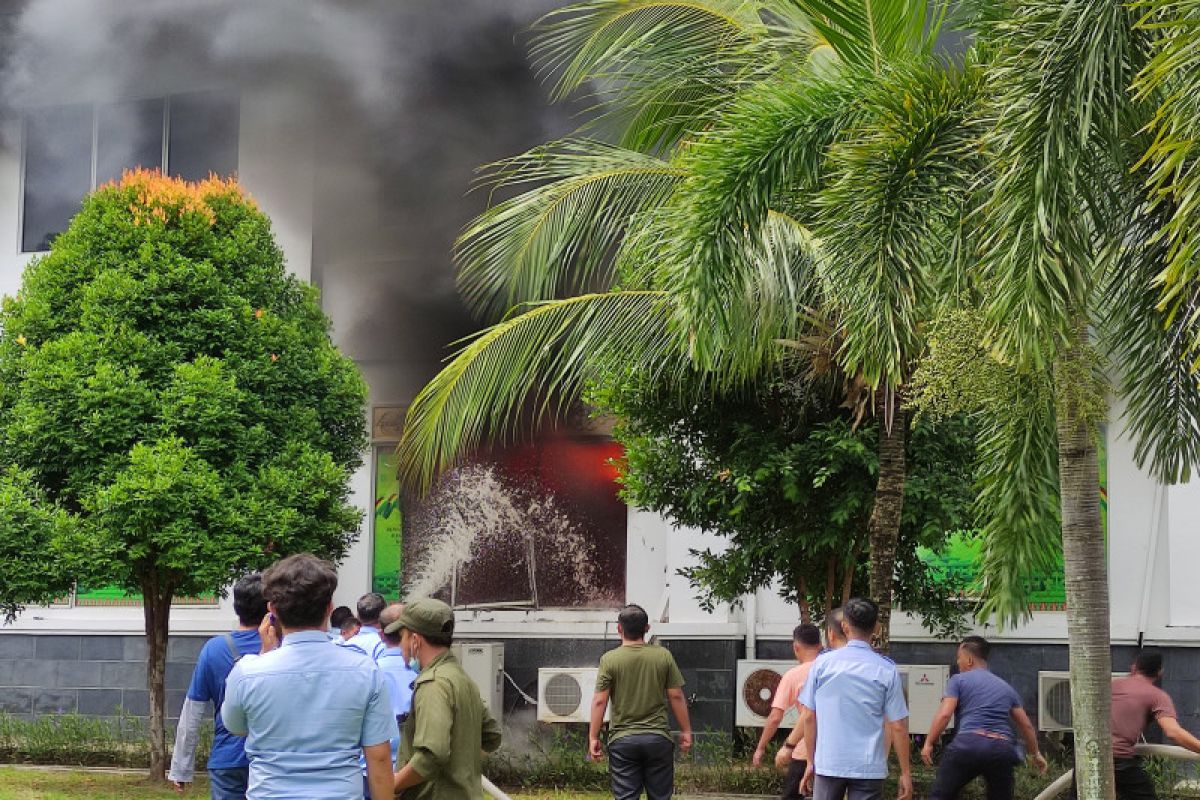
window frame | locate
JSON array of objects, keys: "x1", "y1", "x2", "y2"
[{"x1": 16, "y1": 92, "x2": 238, "y2": 255}]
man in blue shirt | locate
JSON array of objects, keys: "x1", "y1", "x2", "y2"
[
  {"x1": 168, "y1": 573, "x2": 266, "y2": 800},
  {"x1": 921, "y1": 636, "x2": 1047, "y2": 800},
  {"x1": 222, "y1": 554, "x2": 398, "y2": 800},
  {"x1": 361, "y1": 602, "x2": 417, "y2": 799},
  {"x1": 799, "y1": 597, "x2": 911, "y2": 800},
  {"x1": 344, "y1": 592, "x2": 386, "y2": 660}
]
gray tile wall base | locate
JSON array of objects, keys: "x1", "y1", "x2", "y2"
[{"x1": 0, "y1": 634, "x2": 1196, "y2": 741}]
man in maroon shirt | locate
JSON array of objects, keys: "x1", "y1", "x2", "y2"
[{"x1": 1107, "y1": 650, "x2": 1200, "y2": 800}]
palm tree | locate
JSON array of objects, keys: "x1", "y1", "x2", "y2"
[
  {"x1": 400, "y1": 0, "x2": 982, "y2": 649},
  {"x1": 909, "y1": 1, "x2": 1200, "y2": 795}
]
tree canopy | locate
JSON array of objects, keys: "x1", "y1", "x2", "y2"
[
  {"x1": 0, "y1": 169, "x2": 367, "y2": 778},
  {"x1": 595, "y1": 368, "x2": 975, "y2": 636}
]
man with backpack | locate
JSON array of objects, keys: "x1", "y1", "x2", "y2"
[{"x1": 168, "y1": 573, "x2": 266, "y2": 799}]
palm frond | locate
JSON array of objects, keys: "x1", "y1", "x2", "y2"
[
  {"x1": 1102, "y1": 199, "x2": 1200, "y2": 484},
  {"x1": 816, "y1": 58, "x2": 986, "y2": 388},
  {"x1": 1134, "y1": 0, "x2": 1200, "y2": 355},
  {"x1": 977, "y1": 0, "x2": 1150, "y2": 368},
  {"x1": 398, "y1": 291, "x2": 677, "y2": 490},
  {"x1": 648, "y1": 71, "x2": 864, "y2": 367},
  {"x1": 791, "y1": 0, "x2": 945, "y2": 71},
  {"x1": 456, "y1": 140, "x2": 685, "y2": 321},
  {"x1": 909, "y1": 308, "x2": 1061, "y2": 627},
  {"x1": 973, "y1": 387, "x2": 1062, "y2": 626},
  {"x1": 531, "y1": 0, "x2": 798, "y2": 148}
]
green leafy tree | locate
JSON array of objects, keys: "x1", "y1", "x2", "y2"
[
  {"x1": 0, "y1": 170, "x2": 367, "y2": 780},
  {"x1": 595, "y1": 369, "x2": 976, "y2": 636}
]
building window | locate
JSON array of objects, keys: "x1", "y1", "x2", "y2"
[{"x1": 20, "y1": 91, "x2": 240, "y2": 253}]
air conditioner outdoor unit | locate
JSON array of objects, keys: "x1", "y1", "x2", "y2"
[
  {"x1": 538, "y1": 667, "x2": 608, "y2": 723},
  {"x1": 451, "y1": 642, "x2": 504, "y2": 723},
  {"x1": 736, "y1": 660, "x2": 797, "y2": 727},
  {"x1": 1038, "y1": 671, "x2": 1125, "y2": 732},
  {"x1": 896, "y1": 664, "x2": 951, "y2": 736}
]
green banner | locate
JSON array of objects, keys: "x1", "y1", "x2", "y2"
[{"x1": 372, "y1": 448, "x2": 403, "y2": 600}]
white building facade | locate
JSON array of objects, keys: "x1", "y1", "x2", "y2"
[{"x1": 0, "y1": 1, "x2": 1197, "y2": 736}]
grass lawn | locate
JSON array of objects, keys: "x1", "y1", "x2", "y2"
[
  {"x1": 0, "y1": 769, "x2": 616, "y2": 800},
  {"x1": 0, "y1": 768, "x2": 205, "y2": 799}
]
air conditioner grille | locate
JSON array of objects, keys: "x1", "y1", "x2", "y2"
[
  {"x1": 1045, "y1": 680, "x2": 1073, "y2": 727},
  {"x1": 544, "y1": 673, "x2": 584, "y2": 717},
  {"x1": 742, "y1": 669, "x2": 782, "y2": 718}
]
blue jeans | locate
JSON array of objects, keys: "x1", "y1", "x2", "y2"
[{"x1": 208, "y1": 767, "x2": 249, "y2": 800}]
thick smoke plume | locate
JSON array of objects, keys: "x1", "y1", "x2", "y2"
[{"x1": 0, "y1": 0, "x2": 572, "y2": 403}]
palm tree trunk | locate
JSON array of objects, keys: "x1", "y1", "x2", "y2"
[
  {"x1": 867, "y1": 401, "x2": 907, "y2": 652},
  {"x1": 1055, "y1": 350, "x2": 1114, "y2": 800}
]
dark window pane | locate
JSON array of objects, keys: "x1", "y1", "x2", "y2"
[
  {"x1": 22, "y1": 104, "x2": 93, "y2": 252},
  {"x1": 168, "y1": 91, "x2": 239, "y2": 181},
  {"x1": 96, "y1": 98, "x2": 164, "y2": 186}
]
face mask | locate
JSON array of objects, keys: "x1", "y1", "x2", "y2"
[{"x1": 408, "y1": 641, "x2": 421, "y2": 673}]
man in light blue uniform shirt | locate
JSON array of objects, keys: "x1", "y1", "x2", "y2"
[
  {"x1": 799, "y1": 597, "x2": 911, "y2": 800},
  {"x1": 344, "y1": 592, "x2": 386, "y2": 660},
  {"x1": 361, "y1": 602, "x2": 418, "y2": 799},
  {"x1": 222, "y1": 554, "x2": 398, "y2": 800}
]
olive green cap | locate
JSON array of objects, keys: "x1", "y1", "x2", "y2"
[{"x1": 384, "y1": 597, "x2": 455, "y2": 638}]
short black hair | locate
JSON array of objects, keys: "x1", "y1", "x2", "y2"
[
  {"x1": 794, "y1": 623, "x2": 821, "y2": 647},
  {"x1": 618, "y1": 604, "x2": 649, "y2": 640},
  {"x1": 960, "y1": 635, "x2": 990, "y2": 661},
  {"x1": 423, "y1": 632, "x2": 454, "y2": 647},
  {"x1": 233, "y1": 573, "x2": 267, "y2": 627},
  {"x1": 1134, "y1": 649, "x2": 1164, "y2": 678},
  {"x1": 357, "y1": 593, "x2": 386, "y2": 624},
  {"x1": 824, "y1": 607, "x2": 845, "y2": 638},
  {"x1": 844, "y1": 597, "x2": 879, "y2": 635},
  {"x1": 262, "y1": 554, "x2": 338, "y2": 629},
  {"x1": 330, "y1": 606, "x2": 356, "y2": 630}
]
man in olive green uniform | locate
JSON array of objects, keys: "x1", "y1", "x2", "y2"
[
  {"x1": 390, "y1": 598, "x2": 502, "y2": 800},
  {"x1": 589, "y1": 604, "x2": 693, "y2": 800}
]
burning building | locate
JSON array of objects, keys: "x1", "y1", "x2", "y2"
[{"x1": 0, "y1": 0, "x2": 1197, "y2": 742}]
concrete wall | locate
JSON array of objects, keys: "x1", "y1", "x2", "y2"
[
  {"x1": 0, "y1": 634, "x2": 204, "y2": 722},
  {"x1": 6, "y1": 632, "x2": 1200, "y2": 746},
  {"x1": 0, "y1": 633, "x2": 739, "y2": 744}
]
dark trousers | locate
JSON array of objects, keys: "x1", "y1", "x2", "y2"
[
  {"x1": 929, "y1": 735, "x2": 1021, "y2": 800},
  {"x1": 608, "y1": 733, "x2": 675, "y2": 800},
  {"x1": 1114, "y1": 757, "x2": 1157, "y2": 800},
  {"x1": 812, "y1": 775, "x2": 884, "y2": 800},
  {"x1": 782, "y1": 759, "x2": 809, "y2": 800}
]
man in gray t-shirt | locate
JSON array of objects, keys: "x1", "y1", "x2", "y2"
[{"x1": 922, "y1": 636, "x2": 1046, "y2": 799}]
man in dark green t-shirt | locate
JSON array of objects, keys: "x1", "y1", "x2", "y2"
[{"x1": 589, "y1": 604, "x2": 693, "y2": 800}]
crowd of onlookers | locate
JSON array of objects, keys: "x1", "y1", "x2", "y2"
[{"x1": 161, "y1": 570, "x2": 1200, "y2": 800}]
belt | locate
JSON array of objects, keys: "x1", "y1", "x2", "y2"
[{"x1": 968, "y1": 730, "x2": 1012, "y2": 742}]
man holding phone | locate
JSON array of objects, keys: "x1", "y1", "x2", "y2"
[{"x1": 222, "y1": 554, "x2": 398, "y2": 800}]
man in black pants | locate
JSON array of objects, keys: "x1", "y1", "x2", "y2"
[
  {"x1": 589, "y1": 605, "x2": 693, "y2": 800},
  {"x1": 922, "y1": 636, "x2": 1047, "y2": 799}
]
